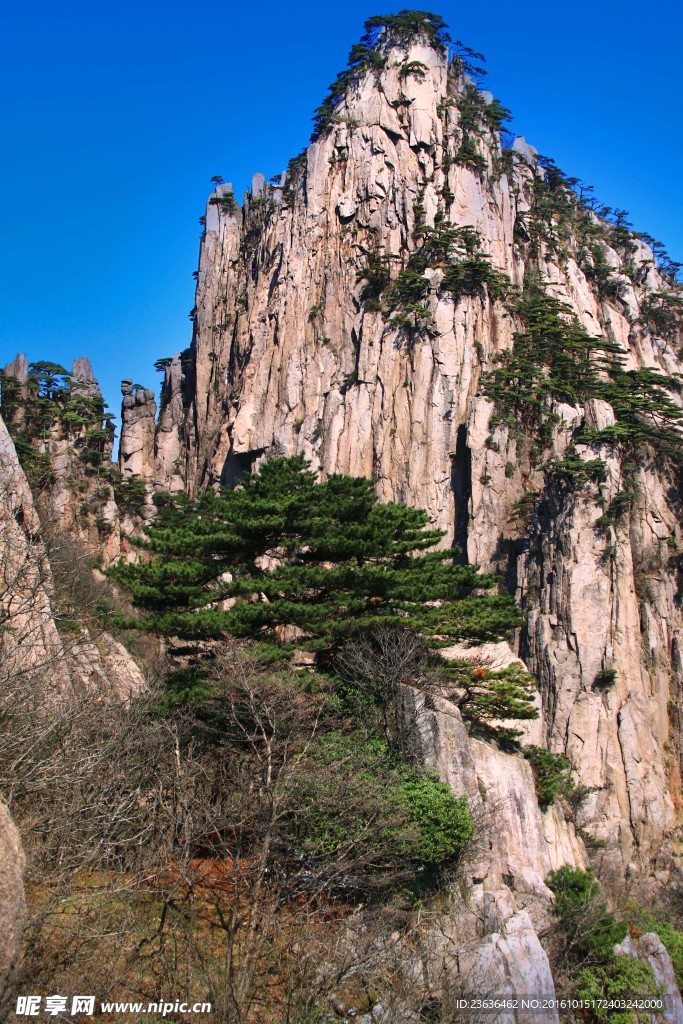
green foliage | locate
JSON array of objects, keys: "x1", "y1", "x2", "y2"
[
  {"x1": 549, "y1": 877, "x2": 662, "y2": 1024},
  {"x1": 482, "y1": 286, "x2": 683, "y2": 469},
  {"x1": 449, "y1": 39, "x2": 487, "y2": 84},
  {"x1": 483, "y1": 289, "x2": 618, "y2": 433},
  {"x1": 282, "y1": 151, "x2": 307, "y2": 207},
  {"x1": 522, "y1": 745, "x2": 573, "y2": 808},
  {"x1": 160, "y1": 667, "x2": 214, "y2": 708},
  {"x1": 582, "y1": 366, "x2": 683, "y2": 463},
  {"x1": 546, "y1": 866, "x2": 627, "y2": 959},
  {"x1": 441, "y1": 659, "x2": 537, "y2": 744},
  {"x1": 208, "y1": 189, "x2": 236, "y2": 214},
  {"x1": 453, "y1": 85, "x2": 511, "y2": 172},
  {"x1": 513, "y1": 150, "x2": 681, "y2": 294},
  {"x1": 311, "y1": 11, "x2": 450, "y2": 141},
  {"x1": 593, "y1": 668, "x2": 617, "y2": 690},
  {"x1": 454, "y1": 134, "x2": 487, "y2": 171},
  {"x1": 623, "y1": 901, "x2": 683, "y2": 990},
  {"x1": 545, "y1": 449, "x2": 607, "y2": 489},
  {"x1": 399, "y1": 59, "x2": 428, "y2": 80},
  {"x1": 7, "y1": 436, "x2": 54, "y2": 490},
  {"x1": 290, "y1": 734, "x2": 472, "y2": 885},
  {"x1": 455, "y1": 86, "x2": 488, "y2": 134},
  {"x1": 638, "y1": 292, "x2": 683, "y2": 342},
  {"x1": 399, "y1": 771, "x2": 474, "y2": 867},
  {"x1": 579, "y1": 241, "x2": 626, "y2": 301},
  {"x1": 577, "y1": 956, "x2": 661, "y2": 1024},
  {"x1": 340, "y1": 369, "x2": 359, "y2": 392},
  {"x1": 108, "y1": 469, "x2": 148, "y2": 517},
  {"x1": 636, "y1": 232, "x2": 683, "y2": 286},
  {"x1": 359, "y1": 252, "x2": 396, "y2": 310},
  {"x1": 596, "y1": 491, "x2": 632, "y2": 530},
  {"x1": 364, "y1": 10, "x2": 450, "y2": 52},
  {"x1": 380, "y1": 225, "x2": 509, "y2": 342},
  {"x1": 112, "y1": 456, "x2": 520, "y2": 653},
  {"x1": 0, "y1": 361, "x2": 114, "y2": 487}
]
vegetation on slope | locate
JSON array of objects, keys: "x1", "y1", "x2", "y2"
[{"x1": 112, "y1": 455, "x2": 522, "y2": 650}]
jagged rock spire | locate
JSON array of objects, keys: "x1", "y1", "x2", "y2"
[{"x1": 119, "y1": 379, "x2": 156, "y2": 480}]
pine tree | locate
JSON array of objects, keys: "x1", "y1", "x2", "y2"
[
  {"x1": 442, "y1": 658, "x2": 538, "y2": 744},
  {"x1": 113, "y1": 456, "x2": 521, "y2": 651}
]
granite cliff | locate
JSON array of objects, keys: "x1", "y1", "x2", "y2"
[
  {"x1": 152, "y1": 23, "x2": 683, "y2": 892},
  {"x1": 2, "y1": 11, "x2": 683, "y2": 1017}
]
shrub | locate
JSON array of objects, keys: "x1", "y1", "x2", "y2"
[
  {"x1": 593, "y1": 668, "x2": 617, "y2": 690},
  {"x1": 399, "y1": 771, "x2": 474, "y2": 868},
  {"x1": 596, "y1": 491, "x2": 631, "y2": 530},
  {"x1": 577, "y1": 956, "x2": 661, "y2": 1023},
  {"x1": 546, "y1": 450, "x2": 607, "y2": 489},
  {"x1": 109, "y1": 470, "x2": 148, "y2": 516},
  {"x1": 523, "y1": 745, "x2": 574, "y2": 808},
  {"x1": 383, "y1": 225, "x2": 509, "y2": 339},
  {"x1": 290, "y1": 734, "x2": 473, "y2": 886},
  {"x1": 623, "y1": 901, "x2": 683, "y2": 990},
  {"x1": 546, "y1": 866, "x2": 627, "y2": 959}
]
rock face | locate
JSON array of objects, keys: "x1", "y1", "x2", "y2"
[
  {"x1": 124, "y1": 22, "x2": 682, "y2": 1010},
  {"x1": 0, "y1": 413, "x2": 145, "y2": 700},
  {"x1": 398, "y1": 679, "x2": 586, "y2": 1011},
  {"x1": 153, "y1": 354, "x2": 192, "y2": 493},
  {"x1": 0, "y1": 802, "x2": 25, "y2": 1017},
  {"x1": 0, "y1": 411, "x2": 71, "y2": 691},
  {"x1": 2, "y1": 354, "x2": 121, "y2": 564},
  {"x1": 119, "y1": 379, "x2": 157, "y2": 480},
  {"x1": 163, "y1": 27, "x2": 682, "y2": 895}
]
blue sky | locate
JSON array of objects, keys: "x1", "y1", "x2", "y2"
[{"x1": 1, "y1": 0, "x2": 681, "y2": 435}]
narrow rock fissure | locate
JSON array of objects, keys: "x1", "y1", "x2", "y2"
[{"x1": 451, "y1": 423, "x2": 471, "y2": 562}]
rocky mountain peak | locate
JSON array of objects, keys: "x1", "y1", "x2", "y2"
[{"x1": 2, "y1": 12, "x2": 683, "y2": 1014}]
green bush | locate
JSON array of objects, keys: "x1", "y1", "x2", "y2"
[
  {"x1": 546, "y1": 450, "x2": 607, "y2": 489},
  {"x1": 110, "y1": 470, "x2": 148, "y2": 516},
  {"x1": 577, "y1": 955, "x2": 661, "y2": 1024},
  {"x1": 593, "y1": 668, "x2": 617, "y2": 690},
  {"x1": 0, "y1": 361, "x2": 115, "y2": 487},
  {"x1": 291, "y1": 735, "x2": 473, "y2": 885},
  {"x1": 399, "y1": 771, "x2": 474, "y2": 867},
  {"x1": 596, "y1": 491, "x2": 632, "y2": 530},
  {"x1": 523, "y1": 745, "x2": 574, "y2": 808},
  {"x1": 546, "y1": 866, "x2": 627, "y2": 959},
  {"x1": 623, "y1": 902, "x2": 683, "y2": 990}
]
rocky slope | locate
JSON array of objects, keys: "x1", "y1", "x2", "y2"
[
  {"x1": 145, "y1": 19, "x2": 683, "y2": 1010},
  {"x1": 149, "y1": 23, "x2": 683, "y2": 894},
  {"x1": 0, "y1": 411, "x2": 145, "y2": 699},
  {"x1": 0, "y1": 411, "x2": 148, "y2": 1007},
  {"x1": 2, "y1": 13, "x2": 683, "y2": 1015}
]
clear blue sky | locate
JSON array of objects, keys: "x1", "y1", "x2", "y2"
[{"x1": 1, "y1": 0, "x2": 681, "y2": 436}]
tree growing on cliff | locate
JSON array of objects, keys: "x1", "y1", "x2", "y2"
[
  {"x1": 334, "y1": 628, "x2": 539, "y2": 747},
  {"x1": 112, "y1": 455, "x2": 521, "y2": 654}
]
